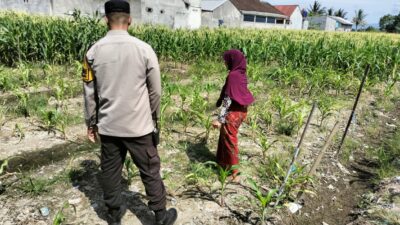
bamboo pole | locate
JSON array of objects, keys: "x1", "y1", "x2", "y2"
[
  {"x1": 274, "y1": 102, "x2": 317, "y2": 207},
  {"x1": 296, "y1": 121, "x2": 340, "y2": 200},
  {"x1": 337, "y1": 64, "x2": 370, "y2": 155}
]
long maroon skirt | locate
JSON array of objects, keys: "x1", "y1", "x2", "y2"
[{"x1": 216, "y1": 110, "x2": 247, "y2": 170}]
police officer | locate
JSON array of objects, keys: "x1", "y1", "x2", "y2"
[{"x1": 82, "y1": 1, "x2": 177, "y2": 224}]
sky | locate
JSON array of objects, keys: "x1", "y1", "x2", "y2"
[{"x1": 266, "y1": 0, "x2": 400, "y2": 25}]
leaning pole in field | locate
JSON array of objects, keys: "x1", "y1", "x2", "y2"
[
  {"x1": 274, "y1": 102, "x2": 317, "y2": 207},
  {"x1": 337, "y1": 64, "x2": 371, "y2": 155}
]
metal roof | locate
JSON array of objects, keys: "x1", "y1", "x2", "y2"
[
  {"x1": 201, "y1": 0, "x2": 228, "y2": 11},
  {"x1": 330, "y1": 16, "x2": 353, "y2": 25},
  {"x1": 231, "y1": 0, "x2": 284, "y2": 16},
  {"x1": 274, "y1": 5, "x2": 299, "y2": 17}
]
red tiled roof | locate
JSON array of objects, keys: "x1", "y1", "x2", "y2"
[
  {"x1": 274, "y1": 5, "x2": 298, "y2": 17},
  {"x1": 230, "y1": 0, "x2": 285, "y2": 16}
]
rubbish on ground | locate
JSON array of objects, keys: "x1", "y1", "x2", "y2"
[
  {"x1": 40, "y1": 207, "x2": 50, "y2": 217},
  {"x1": 286, "y1": 202, "x2": 302, "y2": 214}
]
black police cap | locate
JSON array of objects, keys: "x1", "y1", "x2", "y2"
[{"x1": 105, "y1": 0, "x2": 130, "y2": 15}]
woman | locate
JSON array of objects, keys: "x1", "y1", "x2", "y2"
[{"x1": 212, "y1": 49, "x2": 255, "y2": 182}]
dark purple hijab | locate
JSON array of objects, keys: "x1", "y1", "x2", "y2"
[{"x1": 218, "y1": 49, "x2": 254, "y2": 106}]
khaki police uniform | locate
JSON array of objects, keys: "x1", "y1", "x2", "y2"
[{"x1": 83, "y1": 30, "x2": 166, "y2": 212}]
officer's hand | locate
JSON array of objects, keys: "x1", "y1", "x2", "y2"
[
  {"x1": 212, "y1": 120, "x2": 222, "y2": 129},
  {"x1": 87, "y1": 127, "x2": 97, "y2": 143}
]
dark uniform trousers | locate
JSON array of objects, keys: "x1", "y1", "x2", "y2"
[{"x1": 99, "y1": 133, "x2": 166, "y2": 211}]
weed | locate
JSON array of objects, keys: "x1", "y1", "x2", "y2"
[{"x1": 0, "y1": 159, "x2": 8, "y2": 175}]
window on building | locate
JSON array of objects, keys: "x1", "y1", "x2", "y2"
[
  {"x1": 267, "y1": 17, "x2": 275, "y2": 24},
  {"x1": 243, "y1": 14, "x2": 255, "y2": 22},
  {"x1": 276, "y1": 19, "x2": 284, "y2": 24},
  {"x1": 286, "y1": 20, "x2": 290, "y2": 24},
  {"x1": 255, "y1": 16, "x2": 266, "y2": 23},
  {"x1": 146, "y1": 7, "x2": 153, "y2": 13},
  {"x1": 160, "y1": 9, "x2": 165, "y2": 14}
]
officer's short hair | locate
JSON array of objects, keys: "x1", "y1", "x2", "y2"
[{"x1": 107, "y1": 12, "x2": 130, "y2": 25}]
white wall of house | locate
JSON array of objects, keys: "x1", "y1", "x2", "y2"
[
  {"x1": 201, "y1": 1, "x2": 287, "y2": 29},
  {"x1": 201, "y1": 0, "x2": 241, "y2": 28},
  {"x1": 288, "y1": 7, "x2": 303, "y2": 30},
  {"x1": 0, "y1": 0, "x2": 201, "y2": 29}
]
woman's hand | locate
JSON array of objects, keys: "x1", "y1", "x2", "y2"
[{"x1": 212, "y1": 120, "x2": 222, "y2": 129}]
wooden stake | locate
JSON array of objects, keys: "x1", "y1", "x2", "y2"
[
  {"x1": 296, "y1": 122, "x2": 340, "y2": 200},
  {"x1": 337, "y1": 64, "x2": 370, "y2": 155},
  {"x1": 274, "y1": 102, "x2": 317, "y2": 207}
]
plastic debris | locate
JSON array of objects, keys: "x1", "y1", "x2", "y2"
[
  {"x1": 68, "y1": 197, "x2": 82, "y2": 205},
  {"x1": 40, "y1": 207, "x2": 50, "y2": 217},
  {"x1": 322, "y1": 222, "x2": 329, "y2": 225},
  {"x1": 286, "y1": 202, "x2": 302, "y2": 214}
]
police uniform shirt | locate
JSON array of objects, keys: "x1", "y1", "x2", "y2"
[{"x1": 83, "y1": 30, "x2": 161, "y2": 137}]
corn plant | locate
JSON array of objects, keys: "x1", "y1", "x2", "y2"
[
  {"x1": 13, "y1": 89, "x2": 30, "y2": 117},
  {"x1": 185, "y1": 162, "x2": 215, "y2": 191},
  {"x1": 271, "y1": 95, "x2": 305, "y2": 136},
  {"x1": 124, "y1": 158, "x2": 139, "y2": 185},
  {"x1": 258, "y1": 134, "x2": 277, "y2": 160},
  {"x1": 317, "y1": 95, "x2": 335, "y2": 127},
  {"x1": 247, "y1": 178, "x2": 277, "y2": 225},
  {"x1": 53, "y1": 202, "x2": 75, "y2": 225},
  {"x1": 13, "y1": 123, "x2": 25, "y2": 142},
  {"x1": 205, "y1": 161, "x2": 238, "y2": 207},
  {"x1": 0, "y1": 159, "x2": 8, "y2": 175}
]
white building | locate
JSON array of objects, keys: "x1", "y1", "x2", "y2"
[
  {"x1": 308, "y1": 15, "x2": 353, "y2": 32},
  {"x1": 0, "y1": 0, "x2": 201, "y2": 29},
  {"x1": 273, "y1": 5, "x2": 304, "y2": 30},
  {"x1": 201, "y1": 0, "x2": 288, "y2": 29}
]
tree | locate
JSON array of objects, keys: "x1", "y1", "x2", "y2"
[
  {"x1": 379, "y1": 14, "x2": 396, "y2": 32},
  {"x1": 327, "y1": 7, "x2": 334, "y2": 16},
  {"x1": 352, "y1": 9, "x2": 367, "y2": 31},
  {"x1": 334, "y1": 8, "x2": 348, "y2": 19},
  {"x1": 308, "y1": 1, "x2": 326, "y2": 16}
]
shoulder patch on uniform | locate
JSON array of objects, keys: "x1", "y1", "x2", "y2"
[{"x1": 82, "y1": 57, "x2": 94, "y2": 83}]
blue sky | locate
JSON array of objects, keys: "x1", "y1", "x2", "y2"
[{"x1": 266, "y1": 0, "x2": 400, "y2": 25}]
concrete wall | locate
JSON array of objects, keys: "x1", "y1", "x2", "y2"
[
  {"x1": 201, "y1": 1, "x2": 287, "y2": 29},
  {"x1": 288, "y1": 7, "x2": 303, "y2": 30},
  {"x1": 0, "y1": 0, "x2": 201, "y2": 29},
  {"x1": 308, "y1": 16, "x2": 329, "y2": 30},
  {"x1": 202, "y1": 0, "x2": 241, "y2": 28}
]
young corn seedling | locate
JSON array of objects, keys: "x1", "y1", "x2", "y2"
[
  {"x1": 0, "y1": 159, "x2": 8, "y2": 175},
  {"x1": 13, "y1": 123, "x2": 25, "y2": 142},
  {"x1": 317, "y1": 95, "x2": 334, "y2": 127},
  {"x1": 205, "y1": 161, "x2": 238, "y2": 207},
  {"x1": 53, "y1": 202, "x2": 75, "y2": 225},
  {"x1": 248, "y1": 178, "x2": 277, "y2": 225},
  {"x1": 124, "y1": 158, "x2": 139, "y2": 185},
  {"x1": 258, "y1": 134, "x2": 277, "y2": 160},
  {"x1": 185, "y1": 162, "x2": 215, "y2": 191}
]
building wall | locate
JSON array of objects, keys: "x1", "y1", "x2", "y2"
[
  {"x1": 0, "y1": 0, "x2": 201, "y2": 29},
  {"x1": 288, "y1": 7, "x2": 303, "y2": 30},
  {"x1": 201, "y1": 0, "x2": 241, "y2": 28},
  {"x1": 0, "y1": 0, "x2": 51, "y2": 14},
  {"x1": 201, "y1": 1, "x2": 286, "y2": 29},
  {"x1": 308, "y1": 16, "x2": 329, "y2": 31}
]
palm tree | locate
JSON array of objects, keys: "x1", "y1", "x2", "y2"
[
  {"x1": 334, "y1": 8, "x2": 348, "y2": 19},
  {"x1": 327, "y1": 7, "x2": 334, "y2": 16},
  {"x1": 353, "y1": 9, "x2": 367, "y2": 31},
  {"x1": 308, "y1": 1, "x2": 326, "y2": 16}
]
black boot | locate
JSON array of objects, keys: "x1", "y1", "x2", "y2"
[
  {"x1": 155, "y1": 208, "x2": 178, "y2": 225},
  {"x1": 107, "y1": 204, "x2": 127, "y2": 225}
]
